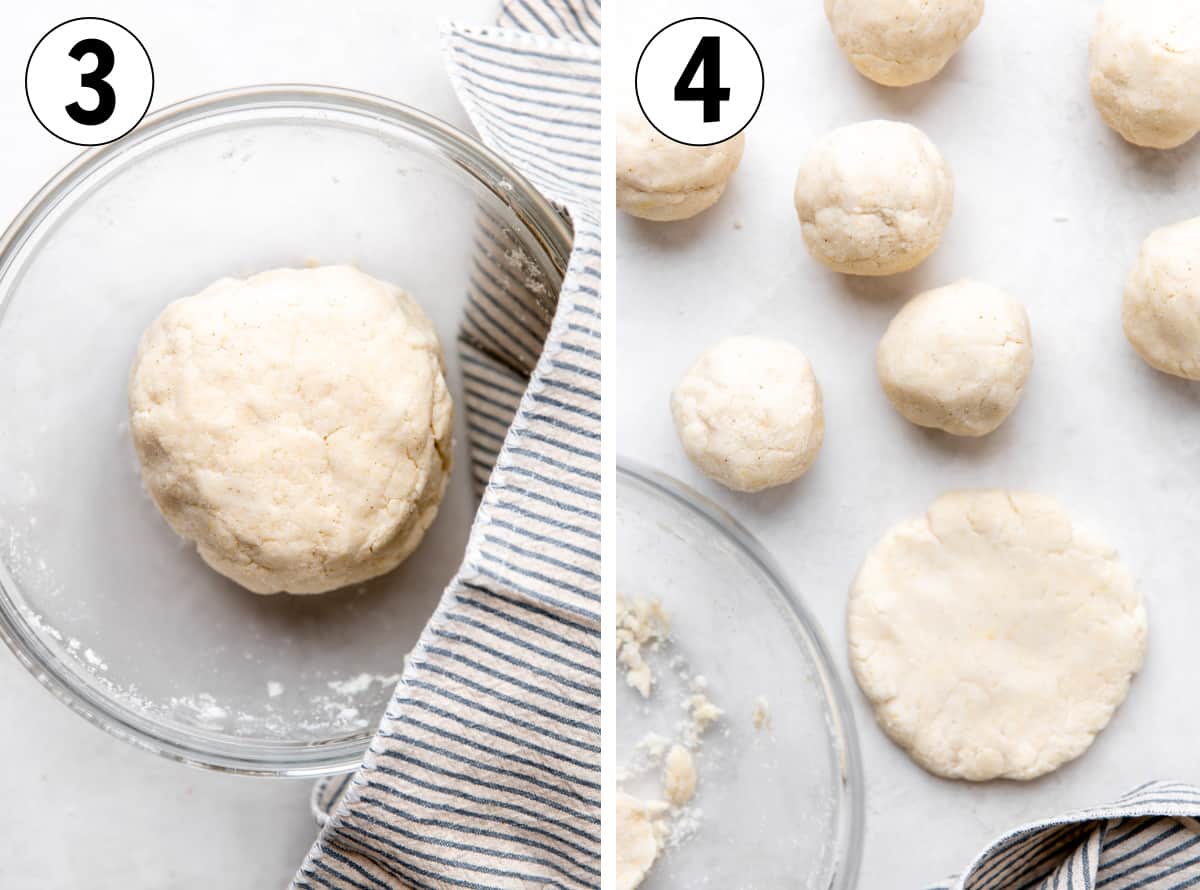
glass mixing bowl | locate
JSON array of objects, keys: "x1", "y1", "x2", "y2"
[
  {"x1": 617, "y1": 459, "x2": 863, "y2": 889},
  {"x1": 0, "y1": 86, "x2": 570, "y2": 776}
]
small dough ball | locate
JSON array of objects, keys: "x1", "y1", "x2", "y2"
[
  {"x1": 849, "y1": 490, "x2": 1147, "y2": 782},
  {"x1": 671, "y1": 336, "x2": 824, "y2": 492},
  {"x1": 877, "y1": 280, "x2": 1033, "y2": 436},
  {"x1": 616, "y1": 109, "x2": 745, "y2": 221},
  {"x1": 129, "y1": 266, "x2": 453, "y2": 595},
  {"x1": 794, "y1": 121, "x2": 954, "y2": 276},
  {"x1": 825, "y1": 0, "x2": 984, "y2": 87},
  {"x1": 1089, "y1": 0, "x2": 1200, "y2": 150},
  {"x1": 1123, "y1": 216, "x2": 1200, "y2": 379}
]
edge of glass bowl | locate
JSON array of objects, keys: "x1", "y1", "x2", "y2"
[
  {"x1": 0, "y1": 84, "x2": 574, "y2": 778},
  {"x1": 617, "y1": 457, "x2": 865, "y2": 890}
]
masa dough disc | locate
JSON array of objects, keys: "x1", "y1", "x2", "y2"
[
  {"x1": 848, "y1": 490, "x2": 1147, "y2": 781},
  {"x1": 129, "y1": 265, "x2": 453, "y2": 595}
]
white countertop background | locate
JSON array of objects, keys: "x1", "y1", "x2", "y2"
[
  {"x1": 615, "y1": 1, "x2": 1200, "y2": 888},
  {"x1": 0, "y1": 1, "x2": 493, "y2": 886}
]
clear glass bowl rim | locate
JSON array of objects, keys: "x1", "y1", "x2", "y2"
[
  {"x1": 618, "y1": 456, "x2": 865, "y2": 890},
  {"x1": 0, "y1": 84, "x2": 574, "y2": 778}
]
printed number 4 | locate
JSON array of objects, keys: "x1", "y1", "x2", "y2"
[
  {"x1": 674, "y1": 36, "x2": 729, "y2": 123},
  {"x1": 66, "y1": 37, "x2": 116, "y2": 126}
]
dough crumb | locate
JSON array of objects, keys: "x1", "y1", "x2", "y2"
[
  {"x1": 616, "y1": 605, "x2": 725, "y2": 888},
  {"x1": 682, "y1": 682, "x2": 723, "y2": 747},
  {"x1": 637, "y1": 732, "x2": 670, "y2": 760},
  {"x1": 752, "y1": 696, "x2": 771, "y2": 730},
  {"x1": 663, "y1": 744, "x2": 697, "y2": 806},
  {"x1": 617, "y1": 595, "x2": 669, "y2": 697},
  {"x1": 616, "y1": 792, "x2": 669, "y2": 890}
]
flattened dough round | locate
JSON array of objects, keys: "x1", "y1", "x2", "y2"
[
  {"x1": 1089, "y1": 0, "x2": 1200, "y2": 150},
  {"x1": 825, "y1": 0, "x2": 985, "y2": 87},
  {"x1": 129, "y1": 265, "x2": 453, "y2": 595},
  {"x1": 671, "y1": 336, "x2": 824, "y2": 492},
  {"x1": 848, "y1": 491, "x2": 1147, "y2": 781},
  {"x1": 877, "y1": 280, "x2": 1033, "y2": 436},
  {"x1": 1123, "y1": 216, "x2": 1200, "y2": 380},
  {"x1": 794, "y1": 120, "x2": 953, "y2": 276},
  {"x1": 616, "y1": 109, "x2": 745, "y2": 221}
]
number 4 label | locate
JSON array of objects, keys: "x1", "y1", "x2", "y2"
[
  {"x1": 636, "y1": 17, "x2": 764, "y2": 147},
  {"x1": 674, "y1": 36, "x2": 731, "y2": 124}
]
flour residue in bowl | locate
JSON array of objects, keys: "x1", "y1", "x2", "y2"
[{"x1": 4, "y1": 515, "x2": 403, "y2": 741}]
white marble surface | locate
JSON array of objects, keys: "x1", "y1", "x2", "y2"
[
  {"x1": 615, "y1": 1, "x2": 1200, "y2": 888},
  {"x1": 0, "y1": 1, "x2": 492, "y2": 885}
]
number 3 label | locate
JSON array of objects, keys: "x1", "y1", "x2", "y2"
[
  {"x1": 26, "y1": 18, "x2": 153, "y2": 146},
  {"x1": 65, "y1": 38, "x2": 118, "y2": 127},
  {"x1": 636, "y1": 17, "x2": 763, "y2": 147}
]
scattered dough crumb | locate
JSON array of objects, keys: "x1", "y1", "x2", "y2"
[
  {"x1": 617, "y1": 603, "x2": 725, "y2": 888},
  {"x1": 681, "y1": 677, "x2": 723, "y2": 746},
  {"x1": 637, "y1": 732, "x2": 670, "y2": 760},
  {"x1": 617, "y1": 595, "x2": 669, "y2": 697},
  {"x1": 663, "y1": 744, "x2": 697, "y2": 806},
  {"x1": 753, "y1": 696, "x2": 771, "y2": 730},
  {"x1": 267, "y1": 681, "x2": 284, "y2": 698},
  {"x1": 616, "y1": 792, "x2": 669, "y2": 890},
  {"x1": 619, "y1": 732, "x2": 672, "y2": 784}
]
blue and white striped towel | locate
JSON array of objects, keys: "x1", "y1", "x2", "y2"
[
  {"x1": 292, "y1": 1, "x2": 600, "y2": 888},
  {"x1": 927, "y1": 782, "x2": 1200, "y2": 890}
]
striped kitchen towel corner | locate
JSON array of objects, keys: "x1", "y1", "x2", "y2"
[
  {"x1": 926, "y1": 781, "x2": 1200, "y2": 890},
  {"x1": 293, "y1": 0, "x2": 601, "y2": 888}
]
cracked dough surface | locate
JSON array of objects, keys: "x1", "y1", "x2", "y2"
[
  {"x1": 848, "y1": 490, "x2": 1147, "y2": 781},
  {"x1": 1123, "y1": 216, "x2": 1200, "y2": 380},
  {"x1": 671, "y1": 336, "x2": 824, "y2": 492},
  {"x1": 128, "y1": 265, "x2": 453, "y2": 594},
  {"x1": 616, "y1": 109, "x2": 745, "y2": 221},
  {"x1": 1089, "y1": 0, "x2": 1200, "y2": 150},
  {"x1": 794, "y1": 120, "x2": 953, "y2": 276},
  {"x1": 876, "y1": 279, "x2": 1033, "y2": 437},
  {"x1": 825, "y1": 0, "x2": 984, "y2": 87}
]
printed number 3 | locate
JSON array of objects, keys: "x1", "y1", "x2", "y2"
[
  {"x1": 674, "y1": 35, "x2": 730, "y2": 123},
  {"x1": 65, "y1": 37, "x2": 116, "y2": 126}
]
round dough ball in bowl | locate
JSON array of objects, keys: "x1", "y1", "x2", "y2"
[
  {"x1": 877, "y1": 279, "x2": 1033, "y2": 436},
  {"x1": 848, "y1": 490, "x2": 1147, "y2": 782},
  {"x1": 1124, "y1": 216, "x2": 1200, "y2": 379},
  {"x1": 794, "y1": 120, "x2": 954, "y2": 276},
  {"x1": 670, "y1": 336, "x2": 824, "y2": 492},
  {"x1": 1089, "y1": 0, "x2": 1200, "y2": 150},
  {"x1": 128, "y1": 265, "x2": 453, "y2": 595},
  {"x1": 616, "y1": 109, "x2": 745, "y2": 221},
  {"x1": 825, "y1": 0, "x2": 985, "y2": 87}
]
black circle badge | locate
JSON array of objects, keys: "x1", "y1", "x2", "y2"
[
  {"x1": 635, "y1": 17, "x2": 764, "y2": 147},
  {"x1": 26, "y1": 17, "x2": 154, "y2": 147}
]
